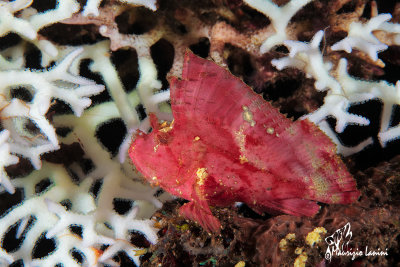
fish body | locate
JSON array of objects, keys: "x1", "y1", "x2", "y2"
[{"x1": 129, "y1": 52, "x2": 360, "y2": 232}]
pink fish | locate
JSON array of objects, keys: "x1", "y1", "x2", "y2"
[{"x1": 129, "y1": 52, "x2": 360, "y2": 233}]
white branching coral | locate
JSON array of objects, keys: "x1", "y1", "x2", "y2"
[
  {"x1": 27, "y1": 0, "x2": 80, "y2": 32},
  {"x1": 0, "y1": 48, "x2": 104, "y2": 169},
  {"x1": 0, "y1": 34, "x2": 170, "y2": 264},
  {"x1": 334, "y1": 59, "x2": 400, "y2": 147},
  {"x1": 0, "y1": 130, "x2": 19, "y2": 193},
  {"x1": 272, "y1": 28, "x2": 400, "y2": 155},
  {"x1": 1, "y1": 159, "x2": 164, "y2": 265},
  {"x1": 331, "y1": 13, "x2": 396, "y2": 61},
  {"x1": 0, "y1": 0, "x2": 37, "y2": 40},
  {"x1": 98, "y1": 206, "x2": 158, "y2": 266},
  {"x1": 0, "y1": 1, "x2": 171, "y2": 264},
  {"x1": 45, "y1": 200, "x2": 158, "y2": 266},
  {"x1": 243, "y1": 0, "x2": 400, "y2": 154},
  {"x1": 45, "y1": 199, "x2": 114, "y2": 247},
  {"x1": 31, "y1": 234, "x2": 99, "y2": 266},
  {"x1": 318, "y1": 120, "x2": 373, "y2": 157},
  {"x1": 0, "y1": 164, "x2": 133, "y2": 265},
  {"x1": 0, "y1": 0, "x2": 80, "y2": 59},
  {"x1": 272, "y1": 31, "x2": 342, "y2": 93},
  {"x1": 83, "y1": 0, "x2": 157, "y2": 16},
  {"x1": 65, "y1": 41, "x2": 172, "y2": 164},
  {"x1": 0, "y1": 248, "x2": 13, "y2": 266},
  {"x1": 0, "y1": 163, "x2": 95, "y2": 265},
  {"x1": 272, "y1": 31, "x2": 369, "y2": 133},
  {"x1": 243, "y1": 0, "x2": 313, "y2": 53}
]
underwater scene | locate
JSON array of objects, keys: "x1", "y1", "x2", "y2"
[{"x1": 0, "y1": 0, "x2": 399, "y2": 266}]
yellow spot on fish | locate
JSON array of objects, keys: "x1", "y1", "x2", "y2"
[
  {"x1": 286, "y1": 124, "x2": 296, "y2": 136},
  {"x1": 196, "y1": 167, "x2": 208, "y2": 185},
  {"x1": 267, "y1": 127, "x2": 274, "y2": 134},
  {"x1": 311, "y1": 175, "x2": 329, "y2": 198},
  {"x1": 242, "y1": 106, "x2": 256, "y2": 127},
  {"x1": 235, "y1": 126, "x2": 247, "y2": 155},
  {"x1": 151, "y1": 176, "x2": 159, "y2": 186},
  {"x1": 159, "y1": 120, "x2": 174, "y2": 133},
  {"x1": 153, "y1": 144, "x2": 159, "y2": 152},
  {"x1": 239, "y1": 154, "x2": 248, "y2": 164},
  {"x1": 194, "y1": 136, "x2": 200, "y2": 141},
  {"x1": 235, "y1": 261, "x2": 245, "y2": 267}
]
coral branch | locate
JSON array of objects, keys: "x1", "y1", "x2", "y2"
[
  {"x1": 244, "y1": 0, "x2": 313, "y2": 52},
  {"x1": 0, "y1": 130, "x2": 19, "y2": 193},
  {"x1": 272, "y1": 31, "x2": 341, "y2": 93},
  {"x1": 83, "y1": 0, "x2": 157, "y2": 16},
  {"x1": 332, "y1": 14, "x2": 392, "y2": 61},
  {"x1": 0, "y1": 48, "x2": 104, "y2": 168}
]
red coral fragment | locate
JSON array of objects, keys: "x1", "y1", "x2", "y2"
[{"x1": 129, "y1": 52, "x2": 360, "y2": 233}]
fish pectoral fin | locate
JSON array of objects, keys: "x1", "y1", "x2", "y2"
[{"x1": 179, "y1": 199, "x2": 221, "y2": 233}]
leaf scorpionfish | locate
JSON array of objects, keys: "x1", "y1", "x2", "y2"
[{"x1": 129, "y1": 52, "x2": 360, "y2": 233}]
